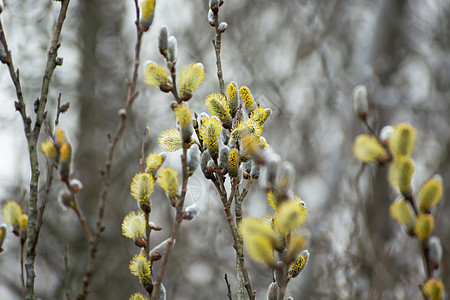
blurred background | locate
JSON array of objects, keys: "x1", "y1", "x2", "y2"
[{"x1": 0, "y1": 0, "x2": 449, "y2": 299}]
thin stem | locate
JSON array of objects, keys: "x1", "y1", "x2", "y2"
[
  {"x1": 76, "y1": 1, "x2": 144, "y2": 298},
  {"x1": 1, "y1": 1, "x2": 71, "y2": 298},
  {"x1": 211, "y1": 178, "x2": 255, "y2": 300},
  {"x1": 277, "y1": 262, "x2": 290, "y2": 300},
  {"x1": 20, "y1": 240, "x2": 25, "y2": 296},
  {"x1": 150, "y1": 143, "x2": 189, "y2": 300},
  {"x1": 224, "y1": 273, "x2": 233, "y2": 300},
  {"x1": 212, "y1": 10, "x2": 225, "y2": 95},
  {"x1": 64, "y1": 237, "x2": 71, "y2": 300}
]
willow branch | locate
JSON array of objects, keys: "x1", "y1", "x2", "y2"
[
  {"x1": 212, "y1": 10, "x2": 225, "y2": 95},
  {"x1": 1, "y1": 1, "x2": 71, "y2": 298},
  {"x1": 76, "y1": 1, "x2": 144, "y2": 298},
  {"x1": 151, "y1": 143, "x2": 189, "y2": 300},
  {"x1": 211, "y1": 177, "x2": 255, "y2": 300}
]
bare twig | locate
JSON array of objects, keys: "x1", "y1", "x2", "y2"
[
  {"x1": 140, "y1": 127, "x2": 150, "y2": 172},
  {"x1": 212, "y1": 9, "x2": 225, "y2": 95},
  {"x1": 224, "y1": 273, "x2": 233, "y2": 300},
  {"x1": 210, "y1": 177, "x2": 255, "y2": 300},
  {"x1": 64, "y1": 237, "x2": 72, "y2": 300},
  {"x1": 1, "y1": 1, "x2": 71, "y2": 298},
  {"x1": 76, "y1": 1, "x2": 144, "y2": 298}
]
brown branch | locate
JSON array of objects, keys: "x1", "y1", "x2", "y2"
[
  {"x1": 210, "y1": 177, "x2": 255, "y2": 300},
  {"x1": 150, "y1": 142, "x2": 189, "y2": 300},
  {"x1": 76, "y1": 1, "x2": 144, "y2": 298},
  {"x1": 1, "y1": 1, "x2": 71, "y2": 298}
]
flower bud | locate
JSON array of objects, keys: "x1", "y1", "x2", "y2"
[
  {"x1": 239, "y1": 86, "x2": 256, "y2": 116},
  {"x1": 414, "y1": 214, "x2": 434, "y2": 242},
  {"x1": 288, "y1": 250, "x2": 310, "y2": 279},
  {"x1": 422, "y1": 278, "x2": 444, "y2": 300},
  {"x1": 266, "y1": 282, "x2": 278, "y2": 300},
  {"x1": 379, "y1": 125, "x2": 393, "y2": 144},
  {"x1": 389, "y1": 123, "x2": 417, "y2": 158},
  {"x1": 69, "y1": 178, "x2": 83, "y2": 193},
  {"x1": 168, "y1": 36, "x2": 178, "y2": 64},
  {"x1": 218, "y1": 145, "x2": 230, "y2": 173},
  {"x1": 58, "y1": 189, "x2": 74, "y2": 211},
  {"x1": 218, "y1": 22, "x2": 228, "y2": 33},
  {"x1": 201, "y1": 150, "x2": 213, "y2": 179},
  {"x1": 187, "y1": 144, "x2": 200, "y2": 176},
  {"x1": 428, "y1": 236, "x2": 442, "y2": 271},
  {"x1": 174, "y1": 104, "x2": 193, "y2": 143},
  {"x1": 159, "y1": 26, "x2": 169, "y2": 58},
  {"x1": 209, "y1": 0, "x2": 219, "y2": 13},
  {"x1": 139, "y1": 0, "x2": 156, "y2": 32},
  {"x1": 353, "y1": 134, "x2": 385, "y2": 163},
  {"x1": 276, "y1": 161, "x2": 295, "y2": 195},
  {"x1": 226, "y1": 82, "x2": 239, "y2": 117},
  {"x1": 250, "y1": 163, "x2": 260, "y2": 180},
  {"x1": 184, "y1": 202, "x2": 199, "y2": 221},
  {"x1": 352, "y1": 85, "x2": 368, "y2": 119},
  {"x1": 419, "y1": 175, "x2": 443, "y2": 213},
  {"x1": 150, "y1": 238, "x2": 175, "y2": 257},
  {"x1": 228, "y1": 148, "x2": 239, "y2": 178},
  {"x1": 157, "y1": 168, "x2": 179, "y2": 206},
  {"x1": 389, "y1": 197, "x2": 416, "y2": 230},
  {"x1": 388, "y1": 156, "x2": 414, "y2": 193},
  {"x1": 207, "y1": 9, "x2": 215, "y2": 26}
]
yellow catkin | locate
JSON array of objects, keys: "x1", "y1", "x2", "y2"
[
  {"x1": 389, "y1": 199, "x2": 415, "y2": 228},
  {"x1": 130, "y1": 173, "x2": 154, "y2": 204},
  {"x1": 226, "y1": 82, "x2": 239, "y2": 116},
  {"x1": 121, "y1": 211, "x2": 146, "y2": 240},
  {"x1": 419, "y1": 175, "x2": 443, "y2": 212},
  {"x1": 389, "y1": 123, "x2": 417, "y2": 157},
  {"x1": 423, "y1": 278, "x2": 444, "y2": 300},
  {"x1": 228, "y1": 148, "x2": 239, "y2": 178},
  {"x1": 174, "y1": 104, "x2": 192, "y2": 127},
  {"x1": 239, "y1": 86, "x2": 255, "y2": 114},
  {"x1": 178, "y1": 63, "x2": 205, "y2": 96},
  {"x1": 414, "y1": 214, "x2": 434, "y2": 241},
  {"x1": 145, "y1": 64, "x2": 171, "y2": 87},
  {"x1": 159, "y1": 129, "x2": 183, "y2": 152},
  {"x1": 200, "y1": 118, "x2": 221, "y2": 155},
  {"x1": 40, "y1": 139, "x2": 58, "y2": 161},
  {"x1": 353, "y1": 134, "x2": 385, "y2": 162},
  {"x1": 274, "y1": 201, "x2": 307, "y2": 235},
  {"x1": 146, "y1": 153, "x2": 162, "y2": 175},
  {"x1": 205, "y1": 93, "x2": 231, "y2": 123},
  {"x1": 388, "y1": 156, "x2": 415, "y2": 193},
  {"x1": 157, "y1": 168, "x2": 178, "y2": 198},
  {"x1": 129, "y1": 254, "x2": 151, "y2": 280}
]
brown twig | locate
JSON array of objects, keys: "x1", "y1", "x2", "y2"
[
  {"x1": 140, "y1": 127, "x2": 150, "y2": 172},
  {"x1": 76, "y1": 1, "x2": 144, "y2": 298},
  {"x1": 212, "y1": 9, "x2": 225, "y2": 95},
  {"x1": 64, "y1": 237, "x2": 72, "y2": 300},
  {"x1": 150, "y1": 143, "x2": 190, "y2": 300},
  {"x1": 210, "y1": 177, "x2": 255, "y2": 300},
  {"x1": 224, "y1": 273, "x2": 233, "y2": 300}
]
